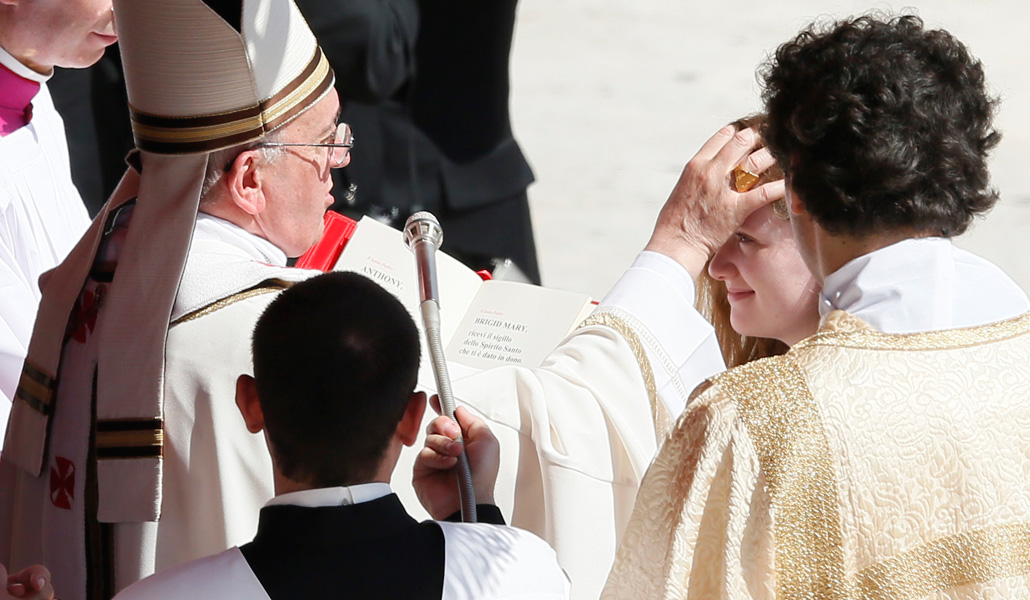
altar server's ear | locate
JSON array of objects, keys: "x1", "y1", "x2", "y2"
[
  {"x1": 396, "y1": 391, "x2": 427, "y2": 447},
  {"x1": 235, "y1": 374, "x2": 266, "y2": 434}
]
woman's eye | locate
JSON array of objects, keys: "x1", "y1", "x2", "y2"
[{"x1": 736, "y1": 233, "x2": 755, "y2": 244}]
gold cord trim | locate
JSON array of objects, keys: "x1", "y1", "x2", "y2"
[
  {"x1": 170, "y1": 280, "x2": 291, "y2": 327},
  {"x1": 130, "y1": 47, "x2": 333, "y2": 151},
  {"x1": 795, "y1": 311, "x2": 1030, "y2": 352},
  {"x1": 14, "y1": 361, "x2": 56, "y2": 416},
  {"x1": 859, "y1": 522, "x2": 1030, "y2": 599},
  {"x1": 131, "y1": 117, "x2": 265, "y2": 143},
  {"x1": 96, "y1": 429, "x2": 164, "y2": 449},
  {"x1": 96, "y1": 417, "x2": 164, "y2": 459},
  {"x1": 262, "y1": 51, "x2": 332, "y2": 127},
  {"x1": 716, "y1": 355, "x2": 854, "y2": 598},
  {"x1": 578, "y1": 313, "x2": 670, "y2": 440}
]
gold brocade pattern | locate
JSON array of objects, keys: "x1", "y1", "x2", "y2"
[
  {"x1": 715, "y1": 355, "x2": 855, "y2": 599},
  {"x1": 604, "y1": 309, "x2": 1030, "y2": 600},
  {"x1": 170, "y1": 280, "x2": 291, "y2": 327},
  {"x1": 859, "y1": 522, "x2": 1030, "y2": 599},
  {"x1": 579, "y1": 313, "x2": 670, "y2": 440}
]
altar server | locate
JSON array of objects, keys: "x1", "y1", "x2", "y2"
[{"x1": 115, "y1": 272, "x2": 568, "y2": 600}]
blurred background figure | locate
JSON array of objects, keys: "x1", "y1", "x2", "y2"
[
  {"x1": 48, "y1": 48, "x2": 131, "y2": 216},
  {"x1": 302, "y1": 0, "x2": 541, "y2": 283}
]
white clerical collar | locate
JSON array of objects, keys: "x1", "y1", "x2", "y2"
[
  {"x1": 194, "y1": 213, "x2": 288, "y2": 266},
  {"x1": 0, "y1": 45, "x2": 52, "y2": 83},
  {"x1": 820, "y1": 237, "x2": 1028, "y2": 333},
  {"x1": 265, "y1": 483, "x2": 393, "y2": 508}
]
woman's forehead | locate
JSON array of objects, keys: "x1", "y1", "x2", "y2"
[{"x1": 740, "y1": 202, "x2": 790, "y2": 235}]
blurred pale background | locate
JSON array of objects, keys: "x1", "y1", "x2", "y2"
[{"x1": 510, "y1": 1, "x2": 1030, "y2": 299}]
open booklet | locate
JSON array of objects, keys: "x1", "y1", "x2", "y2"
[{"x1": 330, "y1": 217, "x2": 596, "y2": 389}]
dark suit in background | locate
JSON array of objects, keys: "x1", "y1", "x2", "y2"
[
  {"x1": 302, "y1": 0, "x2": 541, "y2": 283},
  {"x1": 50, "y1": 48, "x2": 133, "y2": 217}
]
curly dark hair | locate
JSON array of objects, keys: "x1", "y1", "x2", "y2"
[{"x1": 760, "y1": 14, "x2": 1000, "y2": 237}]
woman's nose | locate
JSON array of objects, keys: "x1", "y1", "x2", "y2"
[{"x1": 708, "y1": 242, "x2": 736, "y2": 280}]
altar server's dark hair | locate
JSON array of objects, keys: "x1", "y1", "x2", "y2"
[{"x1": 251, "y1": 271, "x2": 420, "y2": 487}]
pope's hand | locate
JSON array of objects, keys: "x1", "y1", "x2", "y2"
[
  {"x1": 645, "y1": 125, "x2": 785, "y2": 279},
  {"x1": 413, "y1": 404, "x2": 499, "y2": 520}
]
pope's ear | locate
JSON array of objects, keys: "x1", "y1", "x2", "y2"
[
  {"x1": 224, "y1": 149, "x2": 266, "y2": 216},
  {"x1": 235, "y1": 374, "x2": 265, "y2": 434}
]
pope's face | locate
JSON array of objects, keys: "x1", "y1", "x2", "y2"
[
  {"x1": 708, "y1": 202, "x2": 821, "y2": 346},
  {"x1": 9, "y1": 0, "x2": 116, "y2": 72},
  {"x1": 255, "y1": 89, "x2": 345, "y2": 258}
]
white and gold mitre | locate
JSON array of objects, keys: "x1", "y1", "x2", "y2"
[{"x1": 119, "y1": 0, "x2": 334, "y2": 154}]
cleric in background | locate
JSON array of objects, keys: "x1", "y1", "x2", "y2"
[{"x1": 0, "y1": 0, "x2": 116, "y2": 445}]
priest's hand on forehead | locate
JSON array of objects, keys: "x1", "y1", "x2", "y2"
[{"x1": 645, "y1": 125, "x2": 785, "y2": 280}]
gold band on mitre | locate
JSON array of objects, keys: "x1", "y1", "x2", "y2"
[
  {"x1": 733, "y1": 165, "x2": 761, "y2": 193},
  {"x1": 129, "y1": 47, "x2": 334, "y2": 155}
]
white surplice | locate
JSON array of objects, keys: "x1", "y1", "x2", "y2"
[
  {"x1": 0, "y1": 48, "x2": 91, "y2": 444},
  {"x1": 603, "y1": 239, "x2": 1030, "y2": 600}
]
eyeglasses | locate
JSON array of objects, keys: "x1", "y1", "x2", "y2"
[{"x1": 257, "y1": 122, "x2": 354, "y2": 169}]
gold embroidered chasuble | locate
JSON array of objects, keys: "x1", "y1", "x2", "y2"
[{"x1": 603, "y1": 310, "x2": 1030, "y2": 599}]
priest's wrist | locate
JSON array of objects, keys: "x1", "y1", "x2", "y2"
[{"x1": 644, "y1": 233, "x2": 711, "y2": 281}]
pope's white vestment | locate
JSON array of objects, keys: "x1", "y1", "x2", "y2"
[
  {"x1": 603, "y1": 238, "x2": 1030, "y2": 599},
  {"x1": 0, "y1": 50, "x2": 91, "y2": 444},
  {"x1": 0, "y1": 214, "x2": 311, "y2": 598},
  {"x1": 401, "y1": 249, "x2": 724, "y2": 600},
  {"x1": 0, "y1": 213, "x2": 724, "y2": 600}
]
